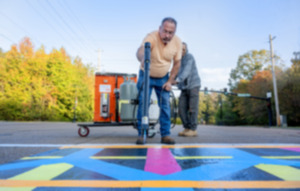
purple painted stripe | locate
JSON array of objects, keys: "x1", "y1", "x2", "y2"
[
  {"x1": 283, "y1": 148, "x2": 300, "y2": 152},
  {"x1": 144, "y1": 148, "x2": 181, "y2": 175}
]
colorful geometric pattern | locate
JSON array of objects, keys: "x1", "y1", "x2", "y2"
[{"x1": 0, "y1": 144, "x2": 300, "y2": 190}]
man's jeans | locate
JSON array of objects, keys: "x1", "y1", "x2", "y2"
[
  {"x1": 178, "y1": 86, "x2": 200, "y2": 130},
  {"x1": 136, "y1": 70, "x2": 171, "y2": 137}
]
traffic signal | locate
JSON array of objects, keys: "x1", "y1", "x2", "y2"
[
  {"x1": 204, "y1": 87, "x2": 208, "y2": 95},
  {"x1": 223, "y1": 88, "x2": 228, "y2": 95}
]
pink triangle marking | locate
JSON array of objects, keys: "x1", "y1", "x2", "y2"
[{"x1": 144, "y1": 148, "x2": 182, "y2": 175}]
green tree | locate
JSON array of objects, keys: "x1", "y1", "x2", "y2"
[
  {"x1": 199, "y1": 92, "x2": 218, "y2": 124},
  {"x1": 215, "y1": 95, "x2": 245, "y2": 125},
  {"x1": 225, "y1": 49, "x2": 286, "y2": 126},
  {"x1": 0, "y1": 43, "x2": 26, "y2": 120},
  {"x1": 280, "y1": 55, "x2": 300, "y2": 125},
  {"x1": 72, "y1": 57, "x2": 94, "y2": 121},
  {"x1": 0, "y1": 37, "x2": 94, "y2": 121},
  {"x1": 232, "y1": 71, "x2": 274, "y2": 125},
  {"x1": 229, "y1": 49, "x2": 283, "y2": 89}
]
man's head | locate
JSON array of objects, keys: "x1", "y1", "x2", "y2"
[
  {"x1": 159, "y1": 17, "x2": 177, "y2": 45},
  {"x1": 182, "y1": 42, "x2": 187, "y2": 57}
]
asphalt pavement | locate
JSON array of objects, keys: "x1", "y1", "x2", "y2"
[{"x1": 0, "y1": 121, "x2": 300, "y2": 164}]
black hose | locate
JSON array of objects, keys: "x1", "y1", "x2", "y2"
[
  {"x1": 155, "y1": 89, "x2": 177, "y2": 130},
  {"x1": 170, "y1": 90, "x2": 177, "y2": 128},
  {"x1": 132, "y1": 82, "x2": 143, "y2": 130},
  {"x1": 132, "y1": 83, "x2": 177, "y2": 131}
]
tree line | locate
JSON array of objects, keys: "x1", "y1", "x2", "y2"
[
  {"x1": 0, "y1": 37, "x2": 94, "y2": 121},
  {"x1": 198, "y1": 50, "x2": 300, "y2": 126},
  {"x1": 1, "y1": 38, "x2": 299, "y2": 126}
]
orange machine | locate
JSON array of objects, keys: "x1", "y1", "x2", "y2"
[
  {"x1": 94, "y1": 72, "x2": 137, "y2": 123},
  {"x1": 77, "y1": 72, "x2": 163, "y2": 138}
]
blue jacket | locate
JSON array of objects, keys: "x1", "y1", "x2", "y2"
[{"x1": 176, "y1": 49, "x2": 201, "y2": 90}]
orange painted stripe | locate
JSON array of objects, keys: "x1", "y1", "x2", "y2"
[
  {"x1": 60, "y1": 144, "x2": 300, "y2": 149},
  {"x1": 0, "y1": 180, "x2": 300, "y2": 188}
]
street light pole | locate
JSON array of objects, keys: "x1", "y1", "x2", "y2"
[
  {"x1": 269, "y1": 34, "x2": 281, "y2": 126},
  {"x1": 73, "y1": 86, "x2": 78, "y2": 123},
  {"x1": 97, "y1": 49, "x2": 102, "y2": 72}
]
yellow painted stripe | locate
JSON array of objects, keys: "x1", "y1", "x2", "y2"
[
  {"x1": 60, "y1": 144, "x2": 300, "y2": 149},
  {"x1": 91, "y1": 156, "x2": 147, "y2": 159},
  {"x1": 0, "y1": 188, "x2": 34, "y2": 191},
  {"x1": 256, "y1": 164, "x2": 300, "y2": 181},
  {"x1": 21, "y1": 156, "x2": 63, "y2": 160},
  {"x1": 11, "y1": 163, "x2": 73, "y2": 180},
  {"x1": 174, "y1": 156, "x2": 232, "y2": 160},
  {"x1": 262, "y1": 156, "x2": 300, "y2": 159},
  {"x1": 0, "y1": 180, "x2": 300, "y2": 188}
]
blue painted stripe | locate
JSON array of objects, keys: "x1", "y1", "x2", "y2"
[
  {"x1": 70, "y1": 157, "x2": 163, "y2": 180},
  {"x1": 63, "y1": 148, "x2": 103, "y2": 161}
]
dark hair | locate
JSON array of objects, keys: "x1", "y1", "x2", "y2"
[{"x1": 161, "y1": 17, "x2": 177, "y2": 27}]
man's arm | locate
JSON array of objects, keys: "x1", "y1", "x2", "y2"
[
  {"x1": 162, "y1": 59, "x2": 181, "y2": 91},
  {"x1": 176, "y1": 55, "x2": 193, "y2": 83},
  {"x1": 136, "y1": 46, "x2": 144, "y2": 63},
  {"x1": 137, "y1": 35, "x2": 153, "y2": 66}
]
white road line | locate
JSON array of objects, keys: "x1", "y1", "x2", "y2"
[
  {"x1": 0, "y1": 143, "x2": 299, "y2": 148},
  {"x1": 0, "y1": 144, "x2": 71, "y2": 147}
]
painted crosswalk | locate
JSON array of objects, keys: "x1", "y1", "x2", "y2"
[{"x1": 0, "y1": 144, "x2": 300, "y2": 190}]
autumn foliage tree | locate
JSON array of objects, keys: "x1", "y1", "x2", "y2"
[
  {"x1": 279, "y1": 56, "x2": 300, "y2": 125},
  {"x1": 232, "y1": 71, "x2": 274, "y2": 125},
  {"x1": 229, "y1": 50, "x2": 271, "y2": 89},
  {"x1": 0, "y1": 37, "x2": 94, "y2": 121},
  {"x1": 225, "y1": 49, "x2": 300, "y2": 126}
]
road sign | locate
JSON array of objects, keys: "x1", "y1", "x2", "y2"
[{"x1": 237, "y1": 93, "x2": 251, "y2": 97}]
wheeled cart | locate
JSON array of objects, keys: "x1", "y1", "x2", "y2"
[
  {"x1": 77, "y1": 72, "x2": 160, "y2": 138},
  {"x1": 77, "y1": 122, "x2": 158, "y2": 138},
  {"x1": 77, "y1": 43, "x2": 177, "y2": 140}
]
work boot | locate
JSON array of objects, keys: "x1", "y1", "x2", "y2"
[
  {"x1": 136, "y1": 136, "x2": 146, "y2": 145},
  {"x1": 178, "y1": 128, "x2": 189, "y2": 136},
  {"x1": 161, "y1": 136, "x2": 175, "y2": 144},
  {"x1": 183, "y1": 130, "x2": 198, "y2": 137}
]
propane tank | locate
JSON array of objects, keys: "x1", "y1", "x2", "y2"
[
  {"x1": 149, "y1": 93, "x2": 159, "y2": 123},
  {"x1": 119, "y1": 76, "x2": 138, "y2": 121}
]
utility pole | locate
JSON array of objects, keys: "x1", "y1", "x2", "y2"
[
  {"x1": 269, "y1": 34, "x2": 281, "y2": 126},
  {"x1": 97, "y1": 49, "x2": 103, "y2": 72},
  {"x1": 73, "y1": 85, "x2": 78, "y2": 123},
  {"x1": 293, "y1": 52, "x2": 300, "y2": 61}
]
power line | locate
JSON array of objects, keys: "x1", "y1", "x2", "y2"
[
  {"x1": 42, "y1": 0, "x2": 96, "y2": 64},
  {"x1": 44, "y1": 0, "x2": 92, "y2": 53},
  {"x1": 2, "y1": 1, "x2": 96, "y2": 65},
  {"x1": 58, "y1": 0, "x2": 97, "y2": 51},
  {"x1": 0, "y1": 11, "x2": 41, "y2": 45},
  {"x1": 27, "y1": 0, "x2": 94, "y2": 59},
  {"x1": 25, "y1": 0, "x2": 82, "y2": 54},
  {"x1": 0, "y1": 33, "x2": 16, "y2": 44},
  {"x1": 55, "y1": 0, "x2": 96, "y2": 64}
]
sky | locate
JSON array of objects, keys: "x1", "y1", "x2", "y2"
[{"x1": 1, "y1": 0, "x2": 300, "y2": 90}]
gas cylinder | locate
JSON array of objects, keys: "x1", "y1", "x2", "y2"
[
  {"x1": 149, "y1": 93, "x2": 159, "y2": 123},
  {"x1": 119, "y1": 76, "x2": 138, "y2": 121}
]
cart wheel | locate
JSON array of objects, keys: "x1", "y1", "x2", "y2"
[
  {"x1": 147, "y1": 129, "x2": 156, "y2": 138},
  {"x1": 78, "y1": 126, "x2": 89, "y2": 137},
  {"x1": 147, "y1": 131, "x2": 156, "y2": 138}
]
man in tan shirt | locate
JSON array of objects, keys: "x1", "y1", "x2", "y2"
[{"x1": 136, "y1": 17, "x2": 182, "y2": 144}]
